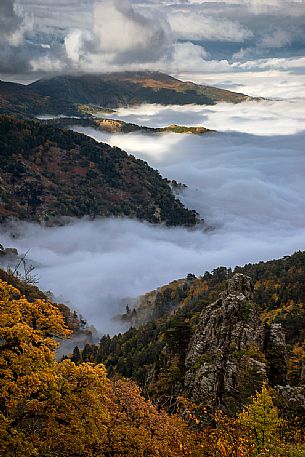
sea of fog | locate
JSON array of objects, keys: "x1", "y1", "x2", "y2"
[{"x1": 1, "y1": 70, "x2": 305, "y2": 333}]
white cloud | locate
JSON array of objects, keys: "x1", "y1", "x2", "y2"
[
  {"x1": 64, "y1": 30, "x2": 84, "y2": 63},
  {"x1": 0, "y1": 0, "x2": 304, "y2": 77},
  {"x1": 177, "y1": 69, "x2": 305, "y2": 100},
  {"x1": 169, "y1": 12, "x2": 252, "y2": 42},
  {"x1": 92, "y1": 0, "x2": 170, "y2": 62},
  {"x1": 235, "y1": 55, "x2": 305, "y2": 71},
  {"x1": 163, "y1": 42, "x2": 208, "y2": 72}
]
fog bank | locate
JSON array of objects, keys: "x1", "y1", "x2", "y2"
[
  {"x1": 1, "y1": 127, "x2": 305, "y2": 333},
  {"x1": 1, "y1": 72, "x2": 305, "y2": 334}
]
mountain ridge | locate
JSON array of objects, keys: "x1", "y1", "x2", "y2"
[
  {"x1": 0, "y1": 116, "x2": 199, "y2": 226},
  {"x1": 30, "y1": 70, "x2": 256, "y2": 109}
]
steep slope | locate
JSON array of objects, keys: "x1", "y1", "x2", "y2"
[
  {"x1": 30, "y1": 71, "x2": 254, "y2": 108},
  {"x1": 0, "y1": 116, "x2": 198, "y2": 225},
  {"x1": 185, "y1": 274, "x2": 286, "y2": 412},
  {"x1": 4, "y1": 273, "x2": 300, "y2": 456}
]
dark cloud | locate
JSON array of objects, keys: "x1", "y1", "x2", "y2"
[
  {"x1": 0, "y1": 0, "x2": 24, "y2": 40},
  {"x1": 0, "y1": 0, "x2": 32, "y2": 72},
  {"x1": 0, "y1": 0, "x2": 303, "y2": 77}
]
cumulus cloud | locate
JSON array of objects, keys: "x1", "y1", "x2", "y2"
[
  {"x1": 61, "y1": 0, "x2": 172, "y2": 69},
  {"x1": 92, "y1": 0, "x2": 170, "y2": 63},
  {"x1": 0, "y1": 0, "x2": 304, "y2": 77},
  {"x1": 30, "y1": 0, "x2": 172, "y2": 73}
]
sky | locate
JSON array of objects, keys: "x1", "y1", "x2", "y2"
[{"x1": 1, "y1": 0, "x2": 305, "y2": 80}]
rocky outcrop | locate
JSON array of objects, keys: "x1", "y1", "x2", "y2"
[
  {"x1": 265, "y1": 323, "x2": 288, "y2": 386},
  {"x1": 185, "y1": 273, "x2": 287, "y2": 413},
  {"x1": 276, "y1": 385, "x2": 305, "y2": 424}
]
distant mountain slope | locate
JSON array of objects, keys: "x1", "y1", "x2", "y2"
[
  {"x1": 0, "y1": 116, "x2": 198, "y2": 225},
  {"x1": 0, "y1": 80, "x2": 76, "y2": 117},
  {"x1": 44, "y1": 116, "x2": 214, "y2": 135},
  {"x1": 30, "y1": 71, "x2": 254, "y2": 108}
]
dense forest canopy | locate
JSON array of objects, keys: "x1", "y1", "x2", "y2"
[
  {"x1": 0, "y1": 116, "x2": 198, "y2": 226},
  {"x1": 0, "y1": 271, "x2": 304, "y2": 456}
]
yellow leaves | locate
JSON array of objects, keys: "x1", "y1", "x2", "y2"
[
  {"x1": 1, "y1": 277, "x2": 303, "y2": 456},
  {"x1": 108, "y1": 378, "x2": 189, "y2": 457},
  {"x1": 238, "y1": 383, "x2": 283, "y2": 455},
  {"x1": 19, "y1": 297, "x2": 71, "y2": 339},
  {"x1": 0, "y1": 280, "x2": 20, "y2": 301},
  {"x1": 0, "y1": 279, "x2": 74, "y2": 455}
]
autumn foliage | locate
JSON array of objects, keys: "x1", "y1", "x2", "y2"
[
  {"x1": 0, "y1": 279, "x2": 189, "y2": 456},
  {"x1": 0, "y1": 278, "x2": 304, "y2": 456}
]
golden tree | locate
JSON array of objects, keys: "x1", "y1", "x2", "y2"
[
  {"x1": 0, "y1": 279, "x2": 190, "y2": 456},
  {"x1": 238, "y1": 383, "x2": 283, "y2": 454},
  {"x1": 0, "y1": 279, "x2": 111, "y2": 456}
]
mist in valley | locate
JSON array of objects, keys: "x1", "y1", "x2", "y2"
[{"x1": 1, "y1": 71, "x2": 305, "y2": 333}]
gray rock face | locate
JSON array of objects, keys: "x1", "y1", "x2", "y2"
[
  {"x1": 276, "y1": 385, "x2": 305, "y2": 421},
  {"x1": 184, "y1": 273, "x2": 287, "y2": 412},
  {"x1": 265, "y1": 323, "x2": 288, "y2": 386}
]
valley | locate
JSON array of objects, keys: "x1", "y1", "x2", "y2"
[{"x1": 0, "y1": 44, "x2": 305, "y2": 457}]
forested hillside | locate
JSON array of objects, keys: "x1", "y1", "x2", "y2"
[
  {"x1": 1, "y1": 267, "x2": 304, "y2": 456},
  {"x1": 0, "y1": 116, "x2": 198, "y2": 226},
  {"x1": 76, "y1": 251, "x2": 305, "y2": 421}
]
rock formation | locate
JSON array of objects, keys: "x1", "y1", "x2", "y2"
[{"x1": 185, "y1": 273, "x2": 287, "y2": 413}]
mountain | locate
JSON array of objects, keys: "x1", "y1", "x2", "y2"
[
  {"x1": 79, "y1": 250, "x2": 305, "y2": 419},
  {"x1": 0, "y1": 116, "x2": 198, "y2": 225},
  {"x1": 0, "y1": 71, "x2": 257, "y2": 119},
  {"x1": 30, "y1": 71, "x2": 255, "y2": 108},
  {"x1": 0, "y1": 80, "x2": 77, "y2": 118},
  {"x1": 184, "y1": 274, "x2": 286, "y2": 412}
]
